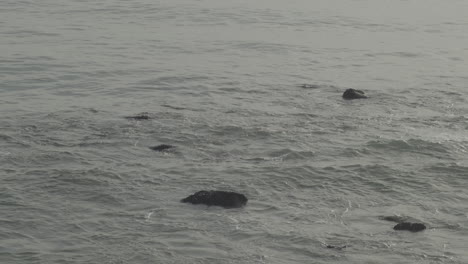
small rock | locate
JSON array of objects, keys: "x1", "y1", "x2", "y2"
[
  {"x1": 149, "y1": 144, "x2": 174, "y2": 152},
  {"x1": 125, "y1": 113, "x2": 150, "y2": 120},
  {"x1": 379, "y1": 215, "x2": 407, "y2": 223},
  {"x1": 300, "y1": 84, "x2": 320, "y2": 89},
  {"x1": 342, "y1": 88, "x2": 368, "y2": 100},
  {"x1": 393, "y1": 222, "x2": 426, "y2": 232},
  {"x1": 326, "y1": 244, "x2": 347, "y2": 250},
  {"x1": 181, "y1": 190, "x2": 248, "y2": 209}
]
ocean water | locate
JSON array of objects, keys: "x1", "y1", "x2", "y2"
[{"x1": 1, "y1": 0, "x2": 468, "y2": 263}]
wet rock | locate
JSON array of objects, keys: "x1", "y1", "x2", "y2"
[
  {"x1": 125, "y1": 112, "x2": 150, "y2": 120},
  {"x1": 149, "y1": 144, "x2": 174, "y2": 152},
  {"x1": 326, "y1": 244, "x2": 348, "y2": 250},
  {"x1": 393, "y1": 222, "x2": 426, "y2": 232},
  {"x1": 181, "y1": 190, "x2": 248, "y2": 209},
  {"x1": 342, "y1": 88, "x2": 368, "y2": 100}
]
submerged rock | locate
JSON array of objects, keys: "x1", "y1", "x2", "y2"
[
  {"x1": 393, "y1": 222, "x2": 426, "y2": 232},
  {"x1": 326, "y1": 244, "x2": 348, "y2": 250},
  {"x1": 379, "y1": 215, "x2": 407, "y2": 223},
  {"x1": 181, "y1": 190, "x2": 248, "y2": 208},
  {"x1": 342, "y1": 88, "x2": 368, "y2": 100},
  {"x1": 149, "y1": 144, "x2": 174, "y2": 152},
  {"x1": 125, "y1": 112, "x2": 150, "y2": 120},
  {"x1": 300, "y1": 84, "x2": 320, "y2": 89}
]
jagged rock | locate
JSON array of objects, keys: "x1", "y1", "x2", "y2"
[{"x1": 181, "y1": 190, "x2": 248, "y2": 208}]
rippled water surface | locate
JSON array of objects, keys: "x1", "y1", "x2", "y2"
[{"x1": 1, "y1": 0, "x2": 468, "y2": 263}]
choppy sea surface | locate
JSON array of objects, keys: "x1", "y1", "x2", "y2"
[{"x1": 1, "y1": 0, "x2": 468, "y2": 263}]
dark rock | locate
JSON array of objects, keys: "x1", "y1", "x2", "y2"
[
  {"x1": 342, "y1": 88, "x2": 368, "y2": 100},
  {"x1": 149, "y1": 144, "x2": 174, "y2": 152},
  {"x1": 181, "y1": 190, "x2": 248, "y2": 209},
  {"x1": 326, "y1": 244, "x2": 347, "y2": 250},
  {"x1": 125, "y1": 112, "x2": 150, "y2": 120},
  {"x1": 393, "y1": 222, "x2": 426, "y2": 232}
]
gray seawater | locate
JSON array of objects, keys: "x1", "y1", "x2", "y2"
[{"x1": 1, "y1": 0, "x2": 468, "y2": 263}]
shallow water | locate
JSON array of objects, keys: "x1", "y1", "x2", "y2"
[{"x1": 1, "y1": 0, "x2": 468, "y2": 263}]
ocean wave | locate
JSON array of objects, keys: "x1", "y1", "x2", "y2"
[{"x1": 366, "y1": 138, "x2": 451, "y2": 155}]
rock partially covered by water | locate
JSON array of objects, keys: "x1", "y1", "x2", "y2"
[
  {"x1": 326, "y1": 244, "x2": 348, "y2": 250},
  {"x1": 342, "y1": 88, "x2": 368, "y2": 100},
  {"x1": 379, "y1": 215, "x2": 408, "y2": 223},
  {"x1": 181, "y1": 190, "x2": 248, "y2": 208},
  {"x1": 149, "y1": 144, "x2": 174, "y2": 152},
  {"x1": 300, "y1": 84, "x2": 320, "y2": 89},
  {"x1": 393, "y1": 222, "x2": 426, "y2": 232},
  {"x1": 125, "y1": 112, "x2": 150, "y2": 120}
]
